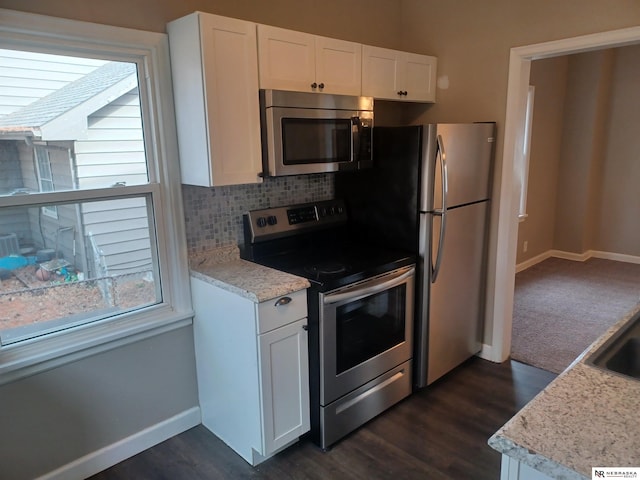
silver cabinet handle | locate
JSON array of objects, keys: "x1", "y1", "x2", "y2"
[{"x1": 274, "y1": 296, "x2": 292, "y2": 307}]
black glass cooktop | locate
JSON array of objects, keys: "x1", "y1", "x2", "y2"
[
  {"x1": 241, "y1": 200, "x2": 416, "y2": 291},
  {"x1": 247, "y1": 242, "x2": 415, "y2": 292}
]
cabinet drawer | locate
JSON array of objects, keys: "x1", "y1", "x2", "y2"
[{"x1": 257, "y1": 289, "x2": 307, "y2": 334}]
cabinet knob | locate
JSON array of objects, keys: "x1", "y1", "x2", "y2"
[
  {"x1": 311, "y1": 82, "x2": 318, "y2": 89},
  {"x1": 274, "y1": 296, "x2": 292, "y2": 307},
  {"x1": 397, "y1": 90, "x2": 408, "y2": 96},
  {"x1": 318, "y1": 82, "x2": 325, "y2": 89},
  {"x1": 302, "y1": 324, "x2": 308, "y2": 331}
]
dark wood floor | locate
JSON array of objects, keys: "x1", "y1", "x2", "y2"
[{"x1": 90, "y1": 358, "x2": 555, "y2": 480}]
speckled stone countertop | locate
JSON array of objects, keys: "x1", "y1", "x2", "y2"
[
  {"x1": 189, "y1": 245, "x2": 310, "y2": 303},
  {"x1": 489, "y1": 303, "x2": 640, "y2": 479}
]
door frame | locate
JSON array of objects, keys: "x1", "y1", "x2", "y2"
[{"x1": 487, "y1": 25, "x2": 640, "y2": 362}]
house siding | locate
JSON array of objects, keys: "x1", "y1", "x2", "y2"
[
  {"x1": 75, "y1": 88, "x2": 152, "y2": 276},
  {"x1": 11, "y1": 141, "x2": 89, "y2": 272}
]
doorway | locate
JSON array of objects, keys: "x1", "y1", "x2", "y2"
[{"x1": 489, "y1": 26, "x2": 640, "y2": 363}]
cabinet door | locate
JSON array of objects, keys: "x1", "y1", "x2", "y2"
[
  {"x1": 362, "y1": 45, "x2": 437, "y2": 103},
  {"x1": 404, "y1": 52, "x2": 437, "y2": 102},
  {"x1": 169, "y1": 12, "x2": 262, "y2": 186},
  {"x1": 362, "y1": 45, "x2": 403, "y2": 100},
  {"x1": 258, "y1": 25, "x2": 316, "y2": 92},
  {"x1": 315, "y1": 36, "x2": 362, "y2": 95},
  {"x1": 199, "y1": 14, "x2": 263, "y2": 185},
  {"x1": 258, "y1": 318, "x2": 310, "y2": 455}
]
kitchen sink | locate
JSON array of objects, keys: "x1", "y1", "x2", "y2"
[{"x1": 587, "y1": 310, "x2": 640, "y2": 380}]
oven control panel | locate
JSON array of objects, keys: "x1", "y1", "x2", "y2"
[{"x1": 244, "y1": 199, "x2": 348, "y2": 243}]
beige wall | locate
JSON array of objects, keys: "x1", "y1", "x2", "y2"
[
  {"x1": 517, "y1": 45, "x2": 640, "y2": 264},
  {"x1": 553, "y1": 49, "x2": 614, "y2": 254},
  {"x1": 400, "y1": 0, "x2": 640, "y2": 124},
  {"x1": 515, "y1": 56, "x2": 568, "y2": 264},
  {"x1": 0, "y1": 0, "x2": 403, "y2": 47},
  {"x1": 596, "y1": 45, "x2": 640, "y2": 255}
]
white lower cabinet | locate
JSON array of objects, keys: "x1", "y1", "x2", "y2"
[
  {"x1": 500, "y1": 455, "x2": 555, "y2": 480},
  {"x1": 190, "y1": 277, "x2": 310, "y2": 465}
]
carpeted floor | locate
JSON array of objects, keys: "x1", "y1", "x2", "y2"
[{"x1": 510, "y1": 257, "x2": 640, "y2": 374}]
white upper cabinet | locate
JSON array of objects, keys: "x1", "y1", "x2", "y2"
[
  {"x1": 258, "y1": 25, "x2": 362, "y2": 95},
  {"x1": 168, "y1": 12, "x2": 263, "y2": 186},
  {"x1": 314, "y1": 36, "x2": 362, "y2": 95},
  {"x1": 362, "y1": 45, "x2": 437, "y2": 102}
]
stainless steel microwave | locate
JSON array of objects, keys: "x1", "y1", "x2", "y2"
[{"x1": 259, "y1": 89, "x2": 374, "y2": 177}]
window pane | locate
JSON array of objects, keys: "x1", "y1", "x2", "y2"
[
  {"x1": 34, "y1": 146, "x2": 58, "y2": 217},
  {"x1": 0, "y1": 49, "x2": 148, "y2": 195},
  {"x1": 0, "y1": 196, "x2": 160, "y2": 344}
]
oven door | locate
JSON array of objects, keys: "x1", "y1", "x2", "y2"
[{"x1": 319, "y1": 265, "x2": 415, "y2": 405}]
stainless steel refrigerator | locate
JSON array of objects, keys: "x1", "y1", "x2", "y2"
[{"x1": 336, "y1": 123, "x2": 496, "y2": 388}]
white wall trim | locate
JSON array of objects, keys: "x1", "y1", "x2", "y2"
[
  {"x1": 515, "y1": 251, "x2": 552, "y2": 273},
  {"x1": 548, "y1": 250, "x2": 592, "y2": 262},
  {"x1": 515, "y1": 249, "x2": 591, "y2": 273},
  {"x1": 490, "y1": 25, "x2": 640, "y2": 364},
  {"x1": 591, "y1": 250, "x2": 640, "y2": 264},
  {"x1": 37, "y1": 407, "x2": 201, "y2": 480},
  {"x1": 515, "y1": 249, "x2": 640, "y2": 273}
]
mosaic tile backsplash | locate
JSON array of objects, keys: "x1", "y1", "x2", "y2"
[{"x1": 182, "y1": 174, "x2": 334, "y2": 253}]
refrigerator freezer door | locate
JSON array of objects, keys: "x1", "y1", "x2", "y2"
[
  {"x1": 426, "y1": 201, "x2": 488, "y2": 385},
  {"x1": 421, "y1": 123, "x2": 495, "y2": 212},
  {"x1": 337, "y1": 125, "x2": 423, "y2": 253}
]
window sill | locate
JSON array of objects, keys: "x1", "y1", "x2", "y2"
[{"x1": 0, "y1": 304, "x2": 194, "y2": 386}]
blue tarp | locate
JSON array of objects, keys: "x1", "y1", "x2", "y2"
[{"x1": 0, "y1": 255, "x2": 37, "y2": 270}]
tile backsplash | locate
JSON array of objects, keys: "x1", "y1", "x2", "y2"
[{"x1": 182, "y1": 174, "x2": 334, "y2": 253}]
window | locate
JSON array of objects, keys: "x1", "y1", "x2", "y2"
[
  {"x1": 34, "y1": 146, "x2": 58, "y2": 217},
  {"x1": 0, "y1": 11, "x2": 190, "y2": 378},
  {"x1": 518, "y1": 85, "x2": 535, "y2": 220}
]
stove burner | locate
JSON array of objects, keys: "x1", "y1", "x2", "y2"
[{"x1": 304, "y1": 262, "x2": 349, "y2": 276}]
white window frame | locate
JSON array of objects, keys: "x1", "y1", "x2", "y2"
[
  {"x1": 0, "y1": 9, "x2": 193, "y2": 384},
  {"x1": 518, "y1": 85, "x2": 535, "y2": 221}
]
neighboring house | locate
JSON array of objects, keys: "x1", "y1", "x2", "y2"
[{"x1": 0, "y1": 50, "x2": 151, "y2": 278}]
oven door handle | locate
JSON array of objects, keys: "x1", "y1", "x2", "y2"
[{"x1": 322, "y1": 267, "x2": 415, "y2": 305}]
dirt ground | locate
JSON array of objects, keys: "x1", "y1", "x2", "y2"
[{"x1": 0, "y1": 265, "x2": 156, "y2": 332}]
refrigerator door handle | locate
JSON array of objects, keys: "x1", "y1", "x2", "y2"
[{"x1": 432, "y1": 134, "x2": 448, "y2": 283}]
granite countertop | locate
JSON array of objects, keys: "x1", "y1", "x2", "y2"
[
  {"x1": 189, "y1": 245, "x2": 310, "y2": 303},
  {"x1": 489, "y1": 303, "x2": 640, "y2": 479}
]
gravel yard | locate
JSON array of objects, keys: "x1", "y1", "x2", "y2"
[{"x1": 0, "y1": 265, "x2": 156, "y2": 332}]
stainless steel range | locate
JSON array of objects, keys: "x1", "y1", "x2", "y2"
[{"x1": 241, "y1": 199, "x2": 415, "y2": 449}]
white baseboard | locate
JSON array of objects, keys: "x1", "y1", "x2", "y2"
[
  {"x1": 590, "y1": 250, "x2": 640, "y2": 264},
  {"x1": 37, "y1": 406, "x2": 201, "y2": 480},
  {"x1": 515, "y1": 251, "x2": 552, "y2": 273},
  {"x1": 516, "y1": 249, "x2": 640, "y2": 272}
]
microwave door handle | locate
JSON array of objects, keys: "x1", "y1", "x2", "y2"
[{"x1": 352, "y1": 116, "x2": 361, "y2": 162}]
